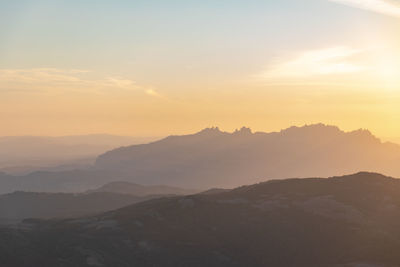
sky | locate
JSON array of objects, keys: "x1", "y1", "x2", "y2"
[{"x1": 0, "y1": 0, "x2": 400, "y2": 141}]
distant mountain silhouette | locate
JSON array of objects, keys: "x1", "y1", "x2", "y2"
[
  {"x1": 86, "y1": 181, "x2": 197, "y2": 196},
  {"x1": 95, "y1": 124, "x2": 400, "y2": 188},
  {"x1": 3, "y1": 172, "x2": 400, "y2": 266}
]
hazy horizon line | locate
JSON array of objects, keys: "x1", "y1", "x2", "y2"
[{"x1": 1, "y1": 123, "x2": 399, "y2": 144}]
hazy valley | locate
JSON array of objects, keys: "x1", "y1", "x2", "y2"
[{"x1": 0, "y1": 135, "x2": 158, "y2": 175}]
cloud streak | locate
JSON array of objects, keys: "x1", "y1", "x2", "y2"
[
  {"x1": 329, "y1": 0, "x2": 400, "y2": 17},
  {"x1": 0, "y1": 68, "x2": 162, "y2": 97},
  {"x1": 259, "y1": 46, "x2": 365, "y2": 80}
]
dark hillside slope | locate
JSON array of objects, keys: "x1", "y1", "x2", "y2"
[{"x1": 1, "y1": 172, "x2": 400, "y2": 266}]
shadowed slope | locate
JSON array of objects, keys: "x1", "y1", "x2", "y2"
[{"x1": 2, "y1": 172, "x2": 400, "y2": 266}]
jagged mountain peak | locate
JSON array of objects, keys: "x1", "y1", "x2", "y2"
[
  {"x1": 233, "y1": 126, "x2": 252, "y2": 135},
  {"x1": 280, "y1": 123, "x2": 342, "y2": 135},
  {"x1": 348, "y1": 128, "x2": 380, "y2": 142},
  {"x1": 195, "y1": 126, "x2": 225, "y2": 136}
]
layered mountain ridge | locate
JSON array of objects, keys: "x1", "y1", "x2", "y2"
[
  {"x1": 1, "y1": 124, "x2": 399, "y2": 193},
  {"x1": 95, "y1": 124, "x2": 400, "y2": 188}
]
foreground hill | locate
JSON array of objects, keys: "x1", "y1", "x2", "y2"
[
  {"x1": 1, "y1": 172, "x2": 400, "y2": 266},
  {"x1": 95, "y1": 124, "x2": 400, "y2": 188}
]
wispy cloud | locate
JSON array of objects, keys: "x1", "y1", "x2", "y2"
[
  {"x1": 145, "y1": 89, "x2": 162, "y2": 98},
  {"x1": 0, "y1": 68, "x2": 87, "y2": 84},
  {"x1": 0, "y1": 68, "x2": 162, "y2": 97},
  {"x1": 259, "y1": 46, "x2": 365, "y2": 80},
  {"x1": 254, "y1": 45, "x2": 400, "y2": 89},
  {"x1": 104, "y1": 77, "x2": 138, "y2": 89},
  {"x1": 329, "y1": 0, "x2": 400, "y2": 17}
]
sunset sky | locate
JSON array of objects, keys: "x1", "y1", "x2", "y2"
[{"x1": 1, "y1": 0, "x2": 400, "y2": 141}]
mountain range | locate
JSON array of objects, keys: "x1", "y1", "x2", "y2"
[
  {"x1": 1, "y1": 124, "x2": 400, "y2": 193},
  {"x1": 1, "y1": 172, "x2": 400, "y2": 267},
  {"x1": 95, "y1": 124, "x2": 400, "y2": 188}
]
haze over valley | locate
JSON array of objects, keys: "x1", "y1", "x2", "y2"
[{"x1": 0, "y1": 135, "x2": 158, "y2": 175}]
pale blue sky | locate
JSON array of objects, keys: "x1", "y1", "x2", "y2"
[
  {"x1": 0, "y1": 0, "x2": 400, "y2": 138},
  {"x1": 0, "y1": 0, "x2": 391, "y2": 77}
]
